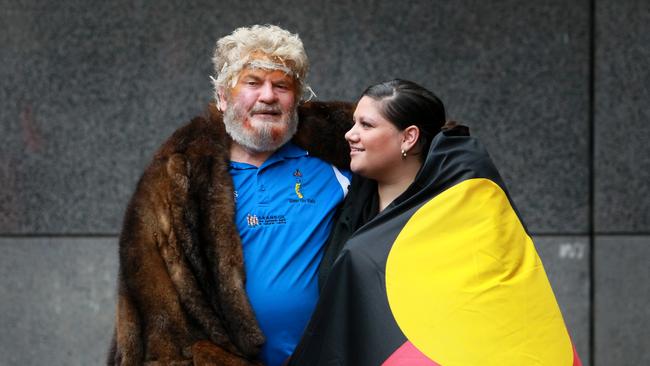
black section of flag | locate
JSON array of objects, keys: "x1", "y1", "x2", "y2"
[{"x1": 290, "y1": 128, "x2": 510, "y2": 365}]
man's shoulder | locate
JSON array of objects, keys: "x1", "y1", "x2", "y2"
[
  {"x1": 153, "y1": 103, "x2": 229, "y2": 161},
  {"x1": 292, "y1": 101, "x2": 355, "y2": 170},
  {"x1": 133, "y1": 104, "x2": 231, "y2": 191}
]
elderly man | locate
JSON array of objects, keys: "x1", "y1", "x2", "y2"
[{"x1": 108, "y1": 25, "x2": 352, "y2": 365}]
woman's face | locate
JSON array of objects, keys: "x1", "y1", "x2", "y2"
[{"x1": 345, "y1": 96, "x2": 405, "y2": 180}]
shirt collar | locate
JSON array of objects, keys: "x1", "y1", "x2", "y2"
[
  {"x1": 272, "y1": 142, "x2": 308, "y2": 159},
  {"x1": 229, "y1": 142, "x2": 308, "y2": 170},
  {"x1": 261, "y1": 142, "x2": 308, "y2": 168}
]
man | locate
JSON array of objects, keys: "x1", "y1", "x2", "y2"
[{"x1": 108, "y1": 25, "x2": 353, "y2": 365}]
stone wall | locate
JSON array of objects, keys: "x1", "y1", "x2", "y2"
[{"x1": 1, "y1": 1, "x2": 648, "y2": 364}]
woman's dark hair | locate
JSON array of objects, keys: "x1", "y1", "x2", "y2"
[{"x1": 361, "y1": 79, "x2": 446, "y2": 158}]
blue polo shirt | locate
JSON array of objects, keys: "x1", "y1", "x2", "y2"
[{"x1": 229, "y1": 142, "x2": 351, "y2": 366}]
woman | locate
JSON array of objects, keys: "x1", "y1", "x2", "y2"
[{"x1": 290, "y1": 80, "x2": 581, "y2": 365}]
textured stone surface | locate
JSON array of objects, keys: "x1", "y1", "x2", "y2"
[
  {"x1": 595, "y1": 236, "x2": 650, "y2": 366},
  {"x1": 594, "y1": 0, "x2": 650, "y2": 232},
  {"x1": 534, "y1": 236, "x2": 590, "y2": 364},
  {"x1": 306, "y1": 0, "x2": 591, "y2": 234},
  {"x1": 1, "y1": 0, "x2": 589, "y2": 234},
  {"x1": 0, "y1": 237, "x2": 117, "y2": 365},
  {"x1": 0, "y1": 235, "x2": 592, "y2": 365},
  {"x1": 0, "y1": 1, "x2": 214, "y2": 234}
]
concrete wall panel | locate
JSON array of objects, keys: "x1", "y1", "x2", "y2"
[
  {"x1": 594, "y1": 0, "x2": 650, "y2": 232},
  {"x1": 0, "y1": 237, "x2": 117, "y2": 365},
  {"x1": 535, "y1": 236, "x2": 590, "y2": 364},
  {"x1": 1, "y1": 0, "x2": 589, "y2": 234},
  {"x1": 595, "y1": 236, "x2": 650, "y2": 366}
]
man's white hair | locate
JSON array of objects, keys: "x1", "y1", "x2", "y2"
[{"x1": 211, "y1": 24, "x2": 312, "y2": 105}]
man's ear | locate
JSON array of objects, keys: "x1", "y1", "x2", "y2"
[
  {"x1": 217, "y1": 87, "x2": 228, "y2": 112},
  {"x1": 401, "y1": 125, "x2": 420, "y2": 152}
]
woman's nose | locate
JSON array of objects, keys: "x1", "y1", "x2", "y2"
[{"x1": 345, "y1": 125, "x2": 358, "y2": 142}]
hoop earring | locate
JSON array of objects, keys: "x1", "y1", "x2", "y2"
[{"x1": 401, "y1": 149, "x2": 407, "y2": 160}]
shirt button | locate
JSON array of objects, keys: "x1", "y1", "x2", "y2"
[{"x1": 259, "y1": 185, "x2": 265, "y2": 191}]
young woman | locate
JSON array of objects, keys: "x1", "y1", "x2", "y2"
[{"x1": 290, "y1": 79, "x2": 581, "y2": 366}]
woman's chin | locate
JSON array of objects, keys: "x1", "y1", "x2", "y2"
[
  {"x1": 350, "y1": 165, "x2": 372, "y2": 179},
  {"x1": 349, "y1": 162, "x2": 362, "y2": 175}
]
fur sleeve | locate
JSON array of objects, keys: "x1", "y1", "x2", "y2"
[{"x1": 109, "y1": 116, "x2": 263, "y2": 365}]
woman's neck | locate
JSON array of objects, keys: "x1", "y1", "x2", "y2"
[{"x1": 376, "y1": 158, "x2": 422, "y2": 212}]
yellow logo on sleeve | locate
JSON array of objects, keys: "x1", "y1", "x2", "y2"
[
  {"x1": 293, "y1": 169, "x2": 304, "y2": 199},
  {"x1": 295, "y1": 182, "x2": 304, "y2": 199}
]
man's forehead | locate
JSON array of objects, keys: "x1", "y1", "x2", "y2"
[
  {"x1": 223, "y1": 52, "x2": 300, "y2": 93},
  {"x1": 238, "y1": 67, "x2": 294, "y2": 81},
  {"x1": 243, "y1": 52, "x2": 295, "y2": 74},
  {"x1": 248, "y1": 51, "x2": 294, "y2": 65}
]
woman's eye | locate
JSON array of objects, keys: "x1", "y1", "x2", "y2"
[{"x1": 361, "y1": 122, "x2": 372, "y2": 128}]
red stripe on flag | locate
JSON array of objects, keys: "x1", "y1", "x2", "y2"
[
  {"x1": 573, "y1": 340, "x2": 583, "y2": 366},
  {"x1": 382, "y1": 341, "x2": 440, "y2": 366}
]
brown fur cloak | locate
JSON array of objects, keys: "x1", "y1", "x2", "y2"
[{"x1": 108, "y1": 101, "x2": 353, "y2": 365}]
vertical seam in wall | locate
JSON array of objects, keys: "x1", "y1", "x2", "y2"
[{"x1": 588, "y1": 0, "x2": 596, "y2": 364}]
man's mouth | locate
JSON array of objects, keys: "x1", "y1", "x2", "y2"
[
  {"x1": 250, "y1": 112, "x2": 282, "y2": 122},
  {"x1": 251, "y1": 107, "x2": 282, "y2": 117},
  {"x1": 350, "y1": 146, "x2": 364, "y2": 154}
]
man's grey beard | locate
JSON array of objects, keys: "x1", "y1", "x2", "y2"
[{"x1": 222, "y1": 103, "x2": 299, "y2": 153}]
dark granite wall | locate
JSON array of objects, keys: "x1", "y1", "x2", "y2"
[{"x1": 1, "y1": 1, "x2": 647, "y2": 364}]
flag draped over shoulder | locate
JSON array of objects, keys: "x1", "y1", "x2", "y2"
[{"x1": 290, "y1": 129, "x2": 582, "y2": 366}]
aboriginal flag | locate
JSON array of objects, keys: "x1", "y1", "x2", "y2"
[{"x1": 290, "y1": 128, "x2": 582, "y2": 365}]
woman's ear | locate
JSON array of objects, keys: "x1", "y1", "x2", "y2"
[{"x1": 401, "y1": 125, "x2": 420, "y2": 152}]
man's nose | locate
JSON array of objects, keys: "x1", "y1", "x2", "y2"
[{"x1": 258, "y1": 82, "x2": 278, "y2": 103}]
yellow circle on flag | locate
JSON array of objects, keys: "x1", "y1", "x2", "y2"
[{"x1": 385, "y1": 178, "x2": 573, "y2": 365}]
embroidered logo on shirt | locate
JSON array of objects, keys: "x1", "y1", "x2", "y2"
[
  {"x1": 294, "y1": 169, "x2": 304, "y2": 199},
  {"x1": 289, "y1": 167, "x2": 315, "y2": 204},
  {"x1": 247, "y1": 214, "x2": 259, "y2": 227},
  {"x1": 295, "y1": 182, "x2": 304, "y2": 199},
  {"x1": 246, "y1": 214, "x2": 286, "y2": 228}
]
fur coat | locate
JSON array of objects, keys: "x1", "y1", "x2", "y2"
[{"x1": 108, "y1": 101, "x2": 353, "y2": 365}]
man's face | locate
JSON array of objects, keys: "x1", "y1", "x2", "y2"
[{"x1": 220, "y1": 67, "x2": 299, "y2": 152}]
